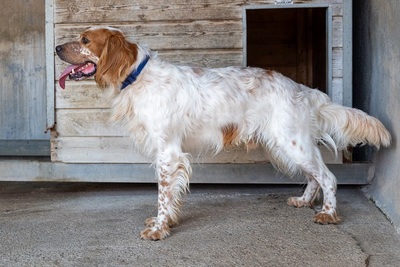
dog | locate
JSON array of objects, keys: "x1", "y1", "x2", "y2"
[{"x1": 55, "y1": 26, "x2": 391, "y2": 240}]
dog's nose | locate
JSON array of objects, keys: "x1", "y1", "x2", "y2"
[{"x1": 55, "y1": 45, "x2": 63, "y2": 53}]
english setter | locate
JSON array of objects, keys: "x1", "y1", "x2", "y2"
[{"x1": 55, "y1": 26, "x2": 391, "y2": 240}]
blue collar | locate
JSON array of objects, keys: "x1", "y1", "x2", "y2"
[{"x1": 120, "y1": 55, "x2": 150, "y2": 90}]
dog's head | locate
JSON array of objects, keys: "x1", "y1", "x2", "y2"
[{"x1": 56, "y1": 26, "x2": 139, "y2": 89}]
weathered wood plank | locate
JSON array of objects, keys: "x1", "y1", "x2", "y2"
[
  {"x1": 55, "y1": 21, "x2": 243, "y2": 51},
  {"x1": 52, "y1": 137, "x2": 269, "y2": 163},
  {"x1": 54, "y1": 0, "x2": 244, "y2": 24},
  {"x1": 330, "y1": 4, "x2": 343, "y2": 16},
  {"x1": 52, "y1": 137, "x2": 146, "y2": 163},
  {"x1": 332, "y1": 16, "x2": 343, "y2": 48},
  {"x1": 52, "y1": 136, "x2": 342, "y2": 164},
  {"x1": 56, "y1": 81, "x2": 110, "y2": 109},
  {"x1": 55, "y1": 50, "x2": 243, "y2": 82},
  {"x1": 56, "y1": 109, "x2": 120, "y2": 137},
  {"x1": 158, "y1": 50, "x2": 243, "y2": 68},
  {"x1": 261, "y1": 0, "x2": 344, "y2": 5},
  {"x1": 332, "y1": 77, "x2": 343, "y2": 104},
  {"x1": 54, "y1": 0, "x2": 344, "y2": 24},
  {"x1": 332, "y1": 47, "x2": 343, "y2": 78}
]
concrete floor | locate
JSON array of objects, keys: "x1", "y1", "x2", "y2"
[{"x1": 1, "y1": 183, "x2": 400, "y2": 267}]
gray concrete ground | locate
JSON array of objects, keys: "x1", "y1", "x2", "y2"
[{"x1": 0, "y1": 183, "x2": 400, "y2": 267}]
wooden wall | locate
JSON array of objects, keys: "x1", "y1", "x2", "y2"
[{"x1": 51, "y1": 0, "x2": 346, "y2": 164}]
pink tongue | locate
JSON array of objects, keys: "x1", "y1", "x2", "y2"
[{"x1": 58, "y1": 64, "x2": 82, "y2": 89}]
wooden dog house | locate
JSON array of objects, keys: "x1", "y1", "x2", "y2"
[{"x1": 46, "y1": 0, "x2": 359, "y2": 183}]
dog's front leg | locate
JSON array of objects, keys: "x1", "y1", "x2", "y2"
[
  {"x1": 140, "y1": 146, "x2": 191, "y2": 240},
  {"x1": 287, "y1": 174, "x2": 320, "y2": 208}
]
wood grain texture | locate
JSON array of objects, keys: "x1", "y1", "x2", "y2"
[
  {"x1": 332, "y1": 16, "x2": 343, "y2": 48},
  {"x1": 52, "y1": 137, "x2": 341, "y2": 164},
  {"x1": 55, "y1": 50, "x2": 243, "y2": 80},
  {"x1": 332, "y1": 47, "x2": 343, "y2": 78},
  {"x1": 55, "y1": 21, "x2": 243, "y2": 50},
  {"x1": 51, "y1": 0, "x2": 347, "y2": 164},
  {"x1": 53, "y1": 0, "x2": 344, "y2": 24}
]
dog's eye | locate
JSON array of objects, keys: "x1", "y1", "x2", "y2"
[{"x1": 82, "y1": 37, "x2": 90, "y2": 44}]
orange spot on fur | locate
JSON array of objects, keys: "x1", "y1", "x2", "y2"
[
  {"x1": 221, "y1": 123, "x2": 239, "y2": 147},
  {"x1": 160, "y1": 179, "x2": 169, "y2": 187},
  {"x1": 314, "y1": 211, "x2": 340, "y2": 225},
  {"x1": 265, "y1": 70, "x2": 274, "y2": 77}
]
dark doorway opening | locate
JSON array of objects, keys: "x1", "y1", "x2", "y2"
[{"x1": 245, "y1": 7, "x2": 328, "y2": 92}]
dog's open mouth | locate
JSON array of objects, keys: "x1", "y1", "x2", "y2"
[{"x1": 58, "y1": 62, "x2": 96, "y2": 89}]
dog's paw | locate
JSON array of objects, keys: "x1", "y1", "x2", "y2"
[
  {"x1": 313, "y1": 211, "x2": 340, "y2": 225},
  {"x1": 144, "y1": 216, "x2": 176, "y2": 228},
  {"x1": 144, "y1": 217, "x2": 156, "y2": 227},
  {"x1": 287, "y1": 197, "x2": 311, "y2": 208},
  {"x1": 140, "y1": 226, "x2": 170, "y2": 241}
]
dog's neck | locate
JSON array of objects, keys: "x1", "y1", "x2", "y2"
[{"x1": 120, "y1": 55, "x2": 150, "y2": 90}]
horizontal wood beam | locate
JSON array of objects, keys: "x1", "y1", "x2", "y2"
[{"x1": 0, "y1": 160, "x2": 370, "y2": 185}]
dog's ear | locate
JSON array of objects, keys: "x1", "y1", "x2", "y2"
[{"x1": 96, "y1": 32, "x2": 138, "y2": 88}]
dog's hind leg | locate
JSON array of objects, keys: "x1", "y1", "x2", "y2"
[
  {"x1": 307, "y1": 163, "x2": 340, "y2": 224},
  {"x1": 292, "y1": 149, "x2": 340, "y2": 224},
  {"x1": 140, "y1": 146, "x2": 191, "y2": 240},
  {"x1": 267, "y1": 133, "x2": 340, "y2": 224}
]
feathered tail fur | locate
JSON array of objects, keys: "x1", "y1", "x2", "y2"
[{"x1": 317, "y1": 101, "x2": 391, "y2": 151}]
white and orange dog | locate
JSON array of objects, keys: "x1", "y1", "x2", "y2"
[{"x1": 56, "y1": 26, "x2": 391, "y2": 240}]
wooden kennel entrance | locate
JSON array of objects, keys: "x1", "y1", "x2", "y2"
[
  {"x1": 36, "y1": 0, "x2": 366, "y2": 184},
  {"x1": 245, "y1": 7, "x2": 328, "y2": 94}
]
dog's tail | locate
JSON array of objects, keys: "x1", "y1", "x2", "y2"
[{"x1": 317, "y1": 102, "x2": 391, "y2": 151}]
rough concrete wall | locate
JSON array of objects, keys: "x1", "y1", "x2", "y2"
[{"x1": 354, "y1": 0, "x2": 400, "y2": 232}]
